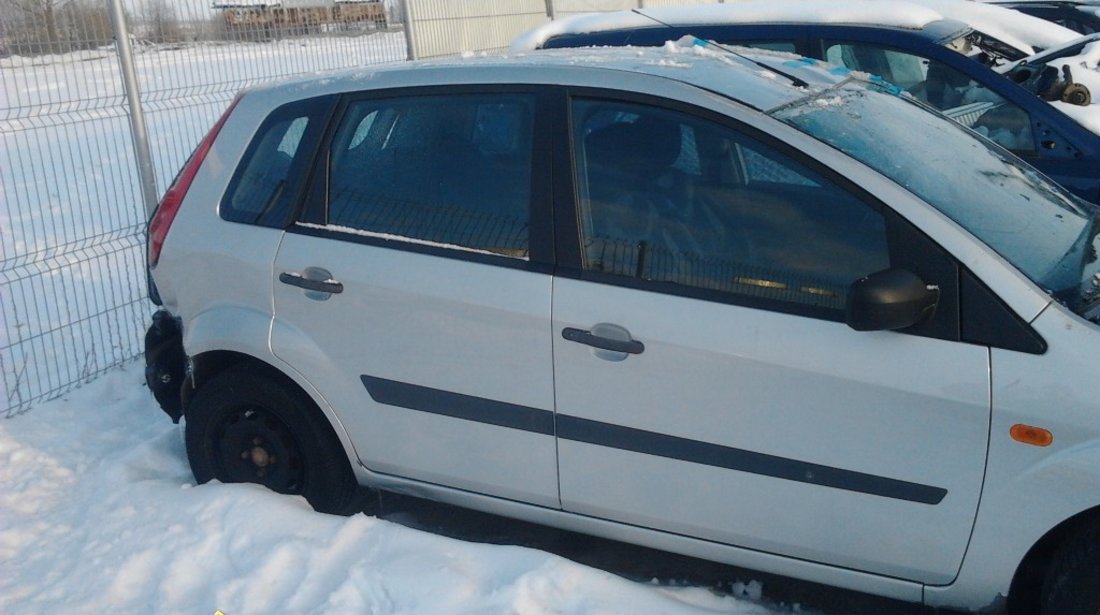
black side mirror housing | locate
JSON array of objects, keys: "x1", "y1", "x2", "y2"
[{"x1": 846, "y1": 268, "x2": 939, "y2": 332}]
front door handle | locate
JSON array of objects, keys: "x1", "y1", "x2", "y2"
[
  {"x1": 562, "y1": 327, "x2": 644, "y2": 355},
  {"x1": 279, "y1": 270, "x2": 343, "y2": 295}
]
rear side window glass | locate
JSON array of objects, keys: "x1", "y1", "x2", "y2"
[
  {"x1": 326, "y1": 94, "x2": 534, "y2": 259},
  {"x1": 221, "y1": 97, "x2": 332, "y2": 227}
]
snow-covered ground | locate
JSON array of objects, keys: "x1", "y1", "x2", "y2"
[{"x1": 0, "y1": 362, "x2": 825, "y2": 615}]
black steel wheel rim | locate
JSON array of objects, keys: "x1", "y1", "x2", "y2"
[{"x1": 212, "y1": 404, "x2": 305, "y2": 494}]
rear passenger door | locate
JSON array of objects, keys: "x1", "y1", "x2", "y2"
[
  {"x1": 551, "y1": 94, "x2": 990, "y2": 584},
  {"x1": 271, "y1": 87, "x2": 560, "y2": 506}
]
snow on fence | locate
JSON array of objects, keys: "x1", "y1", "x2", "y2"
[{"x1": 1, "y1": 0, "x2": 405, "y2": 417}]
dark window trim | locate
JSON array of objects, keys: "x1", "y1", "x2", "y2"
[
  {"x1": 295, "y1": 84, "x2": 557, "y2": 271},
  {"x1": 886, "y1": 211, "x2": 962, "y2": 342},
  {"x1": 287, "y1": 222, "x2": 554, "y2": 274},
  {"x1": 557, "y1": 266, "x2": 843, "y2": 321},
  {"x1": 960, "y1": 268, "x2": 1047, "y2": 354},
  {"x1": 550, "y1": 86, "x2": 583, "y2": 269},
  {"x1": 541, "y1": 23, "x2": 814, "y2": 57}
]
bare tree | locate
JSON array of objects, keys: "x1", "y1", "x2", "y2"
[
  {"x1": 1, "y1": 0, "x2": 112, "y2": 55},
  {"x1": 3, "y1": 0, "x2": 72, "y2": 52},
  {"x1": 142, "y1": 0, "x2": 183, "y2": 44},
  {"x1": 62, "y1": 0, "x2": 112, "y2": 49},
  {"x1": 386, "y1": 0, "x2": 406, "y2": 26}
]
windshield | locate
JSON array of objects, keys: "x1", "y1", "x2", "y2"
[
  {"x1": 1012, "y1": 33, "x2": 1100, "y2": 67},
  {"x1": 772, "y1": 80, "x2": 1100, "y2": 314},
  {"x1": 945, "y1": 31, "x2": 1028, "y2": 67}
]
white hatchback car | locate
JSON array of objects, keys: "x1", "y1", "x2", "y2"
[{"x1": 144, "y1": 46, "x2": 1100, "y2": 614}]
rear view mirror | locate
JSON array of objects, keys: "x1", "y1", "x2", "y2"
[{"x1": 846, "y1": 268, "x2": 938, "y2": 332}]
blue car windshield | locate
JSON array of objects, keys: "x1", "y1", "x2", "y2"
[{"x1": 772, "y1": 80, "x2": 1100, "y2": 311}]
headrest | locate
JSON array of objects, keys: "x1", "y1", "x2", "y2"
[{"x1": 584, "y1": 116, "x2": 682, "y2": 173}]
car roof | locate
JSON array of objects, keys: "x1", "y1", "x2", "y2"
[
  {"x1": 250, "y1": 45, "x2": 854, "y2": 113},
  {"x1": 983, "y1": 0, "x2": 1096, "y2": 6},
  {"x1": 512, "y1": 1, "x2": 969, "y2": 52},
  {"x1": 513, "y1": 0, "x2": 1079, "y2": 56}
]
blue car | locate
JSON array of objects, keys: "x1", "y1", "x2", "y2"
[
  {"x1": 983, "y1": 0, "x2": 1100, "y2": 34},
  {"x1": 519, "y1": 6, "x2": 1100, "y2": 202}
]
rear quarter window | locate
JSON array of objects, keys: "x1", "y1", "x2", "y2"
[{"x1": 220, "y1": 95, "x2": 335, "y2": 227}]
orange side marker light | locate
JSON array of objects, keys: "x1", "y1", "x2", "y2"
[{"x1": 1010, "y1": 424, "x2": 1053, "y2": 447}]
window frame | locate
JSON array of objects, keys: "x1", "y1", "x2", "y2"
[
  {"x1": 554, "y1": 87, "x2": 967, "y2": 331},
  {"x1": 291, "y1": 84, "x2": 557, "y2": 273},
  {"x1": 541, "y1": 24, "x2": 812, "y2": 56}
]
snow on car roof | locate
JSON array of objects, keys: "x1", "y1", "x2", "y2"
[
  {"x1": 512, "y1": 1, "x2": 944, "y2": 52},
  {"x1": 904, "y1": 0, "x2": 1076, "y2": 52},
  {"x1": 511, "y1": 0, "x2": 1077, "y2": 56}
]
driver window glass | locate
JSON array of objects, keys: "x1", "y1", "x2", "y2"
[
  {"x1": 571, "y1": 99, "x2": 890, "y2": 315},
  {"x1": 824, "y1": 42, "x2": 1035, "y2": 153}
]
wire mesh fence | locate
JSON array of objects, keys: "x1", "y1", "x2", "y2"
[
  {"x1": 404, "y1": 0, "x2": 729, "y2": 58},
  {"x1": 1, "y1": 0, "x2": 406, "y2": 417},
  {"x1": 2, "y1": 0, "x2": 731, "y2": 418}
]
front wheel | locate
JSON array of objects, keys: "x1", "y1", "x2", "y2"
[
  {"x1": 1041, "y1": 521, "x2": 1100, "y2": 615},
  {"x1": 185, "y1": 365, "x2": 363, "y2": 515}
]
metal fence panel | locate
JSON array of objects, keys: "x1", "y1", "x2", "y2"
[
  {"x1": 551, "y1": 0, "x2": 640, "y2": 17},
  {"x1": 636, "y1": 0, "x2": 726, "y2": 8},
  {"x1": 1, "y1": 0, "x2": 406, "y2": 417},
  {"x1": 2, "y1": 0, "x2": 735, "y2": 417},
  {"x1": 405, "y1": 0, "x2": 548, "y2": 58},
  {"x1": 553, "y1": 0, "x2": 727, "y2": 18},
  {"x1": 405, "y1": 0, "x2": 729, "y2": 57}
]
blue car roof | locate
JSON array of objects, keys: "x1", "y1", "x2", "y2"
[{"x1": 536, "y1": 20, "x2": 970, "y2": 51}]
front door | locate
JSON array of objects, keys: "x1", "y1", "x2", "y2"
[{"x1": 552, "y1": 96, "x2": 990, "y2": 583}]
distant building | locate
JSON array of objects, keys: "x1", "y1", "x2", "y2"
[{"x1": 213, "y1": 0, "x2": 387, "y2": 33}]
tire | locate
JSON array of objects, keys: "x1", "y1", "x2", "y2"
[
  {"x1": 1041, "y1": 521, "x2": 1100, "y2": 615},
  {"x1": 184, "y1": 365, "x2": 363, "y2": 515}
]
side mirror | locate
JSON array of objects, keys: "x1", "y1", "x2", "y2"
[{"x1": 846, "y1": 268, "x2": 939, "y2": 332}]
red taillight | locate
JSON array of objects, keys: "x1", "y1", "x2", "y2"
[{"x1": 148, "y1": 94, "x2": 243, "y2": 268}]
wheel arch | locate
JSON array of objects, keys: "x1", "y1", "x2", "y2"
[
  {"x1": 1007, "y1": 505, "x2": 1100, "y2": 614},
  {"x1": 185, "y1": 349, "x2": 365, "y2": 483}
]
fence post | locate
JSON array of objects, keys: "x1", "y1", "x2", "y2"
[
  {"x1": 402, "y1": 0, "x2": 418, "y2": 60},
  {"x1": 545, "y1": 0, "x2": 557, "y2": 20},
  {"x1": 107, "y1": 0, "x2": 159, "y2": 218}
]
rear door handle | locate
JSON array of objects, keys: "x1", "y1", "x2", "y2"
[
  {"x1": 562, "y1": 327, "x2": 644, "y2": 355},
  {"x1": 279, "y1": 271, "x2": 343, "y2": 294}
]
